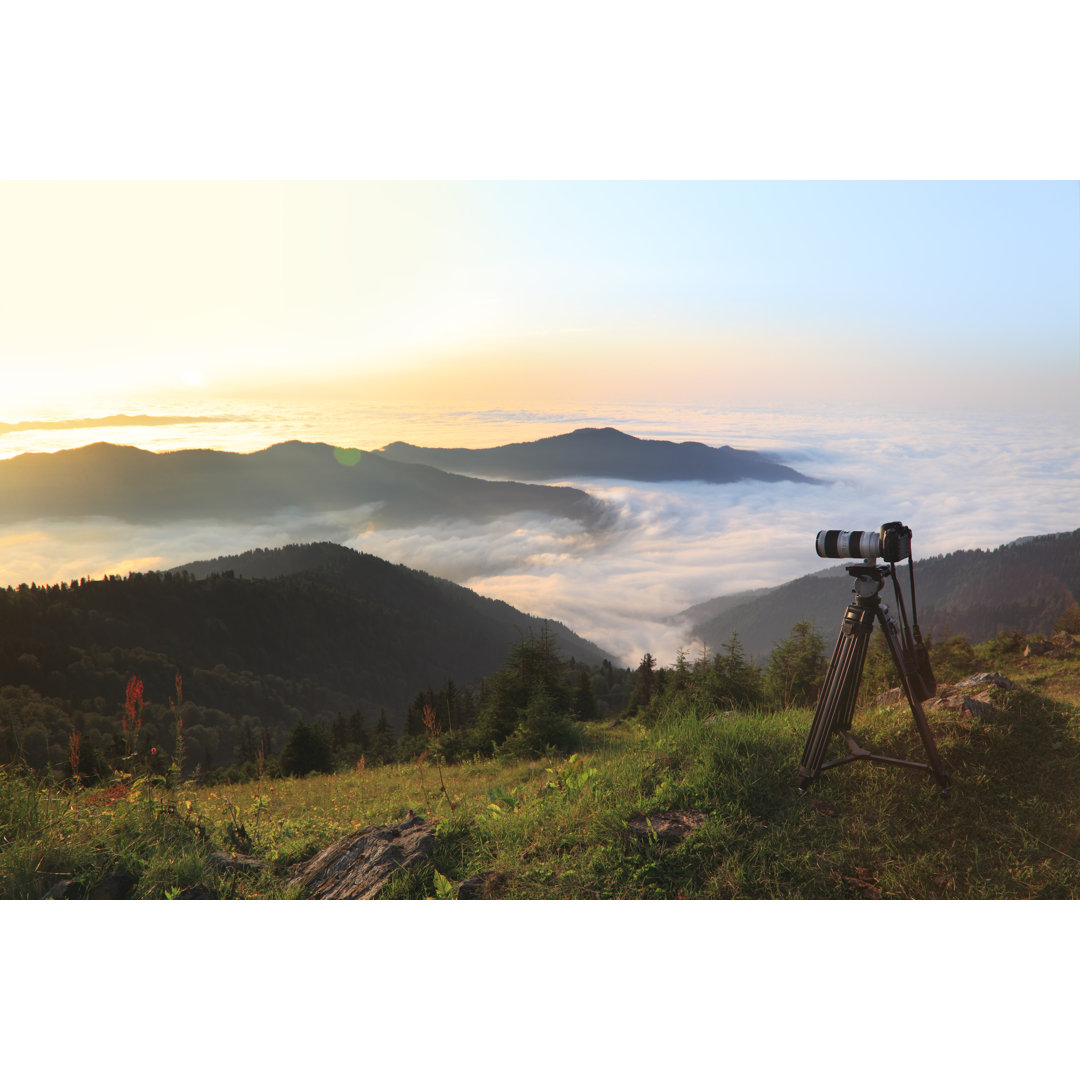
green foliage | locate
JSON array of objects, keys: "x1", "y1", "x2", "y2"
[
  {"x1": 5, "y1": 642, "x2": 1080, "y2": 900},
  {"x1": 631, "y1": 635, "x2": 763, "y2": 728},
  {"x1": 432, "y1": 869, "x2": 455, "y2": 899},
  {"x1": 279, "y1": 721, "x2": 335, "y2": 777},
  {"x1": 0, "y1": 546, "x2": 616, "y2": 778},
  {"x1": 930, "y1": 634, "x2": 977, "y2": 684},
  {"x1": 1053, "y1": 603, "x2": 1080, "y2": 634},
  {"x1": 763, "y1": 622, "x2": 826, "y2": 707}
]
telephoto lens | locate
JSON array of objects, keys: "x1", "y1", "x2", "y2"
[
  {"x1": 815, "y1": 530, "x2": 881, "y2": 559},
  {"x1": 815, "y1": 522, "x2": 913, "y2": 562}
]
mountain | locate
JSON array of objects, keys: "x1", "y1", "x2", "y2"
[
  {"x1": 377, "y1": 427, "x2": 818, "y2": 484},
  {"x1": 684, "y1": 529, "x2": 1080, "y2": 661},
  {"x1": 0, "y1": 542, "x2": 617, "y2": 773},
  {"x1": 0, "y1": 441, "x2": 608, "y2": 529}
]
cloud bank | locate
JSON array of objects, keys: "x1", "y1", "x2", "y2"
[{"x1": 1, "y1": 405, "x2": 1076, "y2": 667}]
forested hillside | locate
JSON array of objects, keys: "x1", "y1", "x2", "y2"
[
  {"x1": 691, "y1": 529, "x2": 1080, "y2": 660},
  {"x1": 0, "y1": 543, "x2": 616, "y2": 779}
]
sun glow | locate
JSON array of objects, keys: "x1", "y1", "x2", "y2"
[{"x1": 179, "y1": 369, "x2": 206, "y2": 388}]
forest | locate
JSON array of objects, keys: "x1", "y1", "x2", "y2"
[{"x1": 2, "y1": 532, "x2": 1078, "y2": 789}]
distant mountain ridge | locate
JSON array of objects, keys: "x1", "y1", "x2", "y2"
[
  {"x1": 685, "y1": 529, "x2": 1080, "y2": 661},
  {"x1": 0, "y1": 440, "x2": 607, "y2": 529},
  {"x1": 378, "y1": 427, "x2": 818, "y2": 485}
]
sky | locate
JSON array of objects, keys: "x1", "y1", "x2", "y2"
[{"x1": 1, "y1": 180, "x2": 1077, "y2": 421}]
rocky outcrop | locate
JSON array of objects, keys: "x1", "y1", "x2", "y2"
[
  {"x1": 288, "y1": 815, "x2": 436, "y2": 900},
  {"x1": 923, "y1": 672, "x2": 1017, "y2": 719},
  {"x1": 1024, "y1": 632, "x2": 1075, "y2": 660},
  {"x1": 875, "y1": 672, "x2": 1017, "y2": 719}
]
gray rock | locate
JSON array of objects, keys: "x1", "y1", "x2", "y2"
[
  {"x1": 289, "y1": 815, "x2": 436, "y2": 900},
  {"x1": 925, "y1": 692, "x2": 997, "y2": 719},
  {"x1": 954, "y1": 672, "x2": 1016, "y2": 691},
  {"x1": 89, "y1": 870, "x2": 137, "y2": 900},
  {"x1": 175, "y1": 885, "x2": 217, "y2": 900},
  {"x1": 205, "y1": 852, "x2": 265, "y2": 874},
  {"x1": 457, "y1": 871, "x2": 507, "y2": 900},
  {"x1": 43, "y1": 878, "x2": 79, "y2": 900}
]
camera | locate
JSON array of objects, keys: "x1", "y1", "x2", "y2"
[{"x1": 815, "y1": 521, "x2": 912, "y2": 563}]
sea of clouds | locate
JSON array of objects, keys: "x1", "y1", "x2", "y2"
[{"x1": 2, "y1": 402, "x2": 1077, "y2": 666}]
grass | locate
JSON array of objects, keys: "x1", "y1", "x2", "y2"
[{"x1": 4, "y1": 651, "x2": 1079, "y2": 899}]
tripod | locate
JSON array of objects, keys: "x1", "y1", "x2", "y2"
[{"x1": 797, "y1": 560, "x2": 950, "y2": 794}]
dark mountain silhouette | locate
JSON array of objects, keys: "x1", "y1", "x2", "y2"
[
  {"x1": 0, "y1": 441, "x2": 608, "y2": 529},
  {"x1": 685, "y1": 529, "x2": 1080, "y2": 661},
  {"x1": 377, "y1": 427, "x2": 818, "y2": 484},
  {"x1": 0, "y1": 542, "x2": 617, "y2": 773}
]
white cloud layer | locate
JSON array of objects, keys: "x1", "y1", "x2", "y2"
[{"x1": 1, "y1": 405, "x2": 1077, "y2": 668}]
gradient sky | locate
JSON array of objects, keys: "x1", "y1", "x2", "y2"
[{"x1": 2, "y1": 180, "x2": 1076, "y2": 419}]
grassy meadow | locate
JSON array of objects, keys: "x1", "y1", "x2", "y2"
[{"x1": 3, "y1": 648, "x2": 1079, "y2": 901}]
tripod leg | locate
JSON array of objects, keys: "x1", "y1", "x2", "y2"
[
  {"x1": 876, "y1": 608, "x2": 951, "y2": 791},
  {"x1": 798, "y1": 602, "x2": 874, "y2": 788}
]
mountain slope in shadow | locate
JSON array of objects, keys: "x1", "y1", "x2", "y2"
[{"x1": 683, "y1": 529, "x2": 1080, "y2": 661}]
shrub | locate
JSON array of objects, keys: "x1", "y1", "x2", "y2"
[
  {"x1": 764, "y1": 621, "x2": 826, "y2": 707},
  {"x1": 279, "y1": 720, "x2": 335, "y2": 777}
]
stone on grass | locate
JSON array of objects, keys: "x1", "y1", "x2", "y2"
[
  {"x1": 43, "y1": 878, "x2": 79, "y2": 900},
  {"x1": 89, "y1": 870, "x2": 137, "y2": 900},
  {"x1": 175, "y1": 885, "x2": 217, "y2": 900},
  {"x1": 457, "y1": 871, "x2": 507, "y2": 900},
  {"x1": 205, "y1": 852, "x2": 266, "y2": 874},
  {"x1": 289, "y1": 815, "x2": 435, "y2": 900}
]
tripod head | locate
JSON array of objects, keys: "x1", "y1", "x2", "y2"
[{"x1": 845, "y1": 560, "x2": 890, "y2": 599}]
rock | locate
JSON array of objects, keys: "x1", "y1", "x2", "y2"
[
  {"x1": 289, "y1": 816, "x2": 436, "y2": 900},
  {"x1": 43, "y1": 878, "x2": 79, "y2": 900},
  {"x1": 205, "y1": 852, "x2": 266, "y2": 874},
  {"x1": 457, "y1": 871, "x2": 507, "y2": 900},
  {"x1": 1050, "y1": 631, "x2": 1075, "y2": 649},
  {"x1": 925, "y1": 692, "x2": 997, "y2": 720},
  {"x1": 954, "y1": 672, "x2": 1016, "y2": 691},
  {"x1": 175, "y1": 885, "x2": 217, "y2": 900},
  {"x1": 626, "y1": 809, "x2": 706, "y2": 845},
  {"x1": 89, "y1": 870, "x2": 137, "y2": 900},
  {"x1": 923, "y1": 672, "x2": 1014, "y2": 720},
  {"x1": 874, "y1": 687, "x2": 904, "y2": 707},
  {"x1": 1024, "y1": 640, "x2": 1069, "y2": 659}
]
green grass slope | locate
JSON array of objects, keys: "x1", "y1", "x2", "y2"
[{"x1": 4, "y1": 646, "x2": 1078, "y2": 900}]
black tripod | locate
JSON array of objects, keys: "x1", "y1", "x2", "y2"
[{"x1": 797, "y1": 561, "x2": 951, "y2": 794}]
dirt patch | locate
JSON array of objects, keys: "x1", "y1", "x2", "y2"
[{"x1": 626, "y1": 809, "x2": 706, "y2": 845}]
